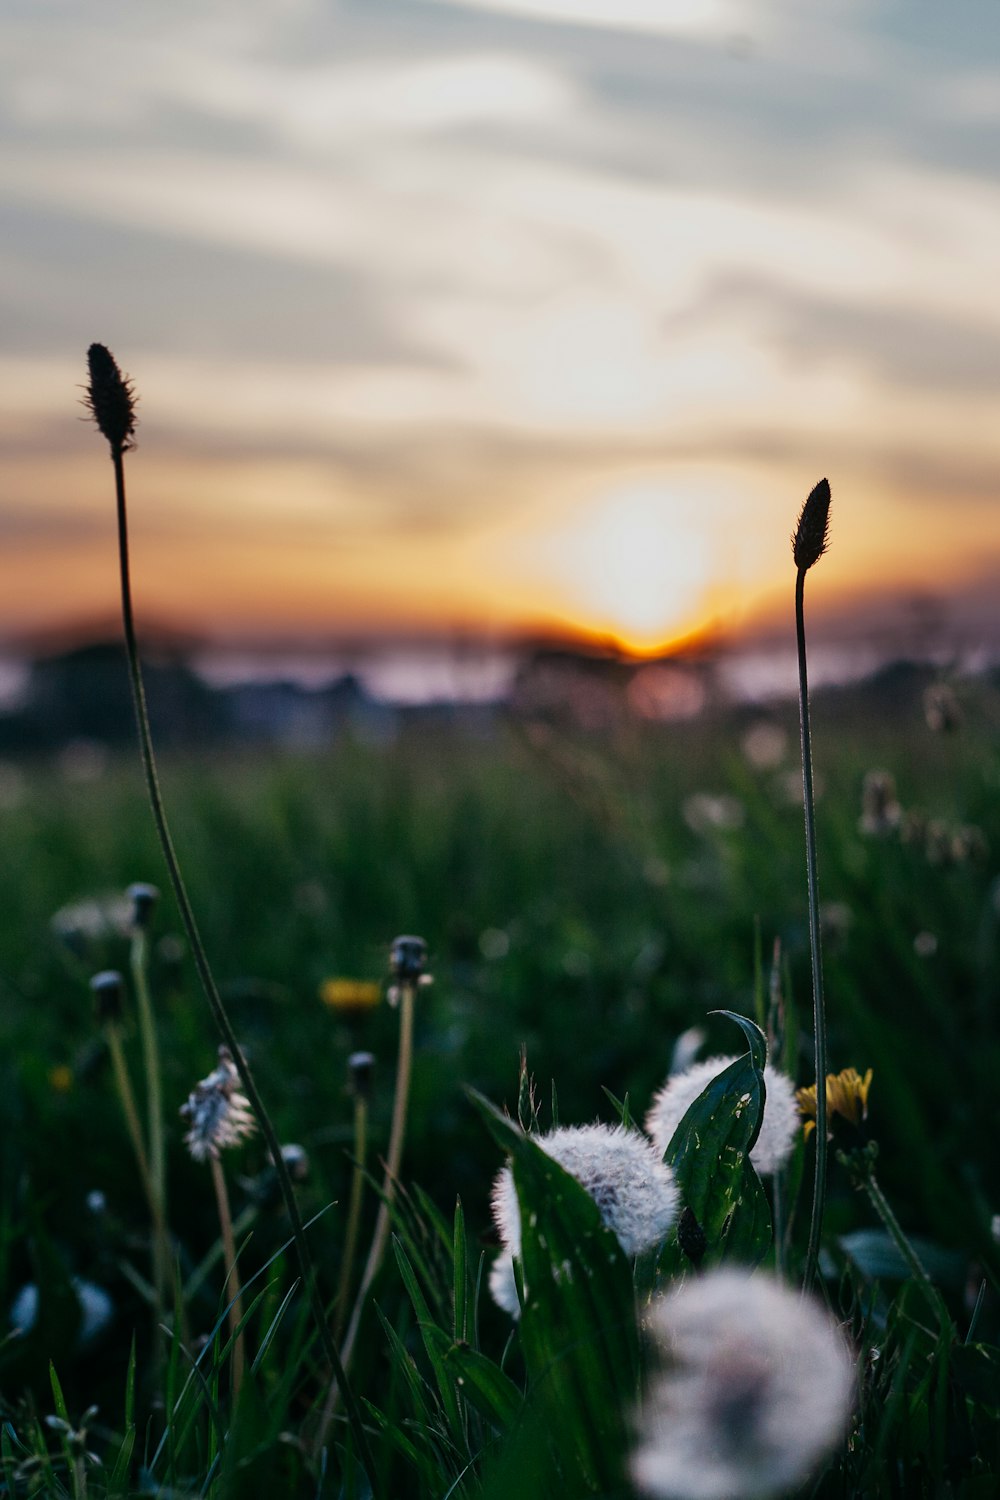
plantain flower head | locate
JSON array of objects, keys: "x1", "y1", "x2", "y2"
[
  {"x1": 645, "y1": 1057, "x2": 799, "y2": 1177},
  {"x1": 632, "y1": 1270, "x2": 854, "y2": 1499},
  {"x1": 85, "y1": 343, "x2": 137, "y2": 453}
]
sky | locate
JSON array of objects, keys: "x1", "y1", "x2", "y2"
[{"x1": 2, "y1": 0, "x2": 1000, "y2": 658}]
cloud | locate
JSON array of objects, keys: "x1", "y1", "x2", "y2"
[{"x1": 426, "y1": 0, "x2": 755, "y2": 39}]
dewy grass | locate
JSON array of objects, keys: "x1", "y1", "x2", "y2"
[
  {"x1": 84, "y1": 343, "x2": 378, "y2": 1490},
  {"x1": 792, "y1": 476, "x2": 832, "y2": 1294}
]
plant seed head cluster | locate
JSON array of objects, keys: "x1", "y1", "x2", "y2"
[
  {"x1": 631, "y1": 1270, "x2": 855, "y2": 1499},
  {"x1": 646, "y1": 1057, "x2": 799, "y2": 1177},
  {"x1": 180, "y1": 1045, "x2": 256, "y2": 1162},
  {"x1": 490, "y1": 1123, "x2": 678, "y2": 1316}
]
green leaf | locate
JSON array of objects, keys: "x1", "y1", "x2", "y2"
[
  {"x1": 839, "y1": 1229, "x2": 965, "y2": 1289},
  {"x1": 661, "y1": 1010, "x2": 771, "y2": 1269},
  {"x1": 453, "y1": 1197, "x2": 468, "y2": 1345},
  {"x1": 438, "y1": 1336, "x2": 524, "y2": 1431},
  {"x1": 393, "y1": 1237, "x2": 466, "y2": 1447},
  {"x1": 467, "y1": 1088, "x2": 636, "y2": 1494},
  {"x1": 950, "y1": 1343, "x2": 1000, "y2": 1411},
  {"x1": 48, "y1": 1361, "x2": 70, "y2": 1425},
  {"x1": 601, "y1": 1086, "x2": 632, "y2": 1129}
]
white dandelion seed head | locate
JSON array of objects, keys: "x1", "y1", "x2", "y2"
[
  {"x1": 491, "y1": 1123, "x2": 679, "y2": 1264},
  {"x1": 632, "y1": 1270, "x2": 855, "y2": 1500},
  {"x1": 645, "y1": 1057, "x2": 799, "y2": 1177},
  {"x1": 489, "y1": 1123, "x2": 678, "y2": 1318},
  {"x1": 180, "y1": 1046, "x2": 256, "y2": 1163}
]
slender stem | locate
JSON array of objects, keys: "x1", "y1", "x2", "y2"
[
  {"x1": 847, "y1": 1149, "x2": 952, "y2": 1338},
  {"x1": 109, "y1": 447, "x2": 377, "y2": 1487},
  {"x1": 343, "y1": 979, "x2": 415, "y2": 1358},
  {"x1": 130, "y1": 928, "x2": 169, "y2": 1325},
  {"x1": 105, "y1": 1024, "x2": 155, "y2": 1220},
  {"x1": 796, "y1": 566, "x2": 828, "y2": 1292},
  {"x1": 319, "y1": 981, "x2": 415, "y2": 1446},
  {"x1": 211, "y1": 1156, "x2": 245, "y2": 1396},
  {"x1": 862, "y1": 1168, "x2": 933, "y2": 1291},
  {"x1": 333, "y1": 1095, "x2": 369, "y2": 1344}
]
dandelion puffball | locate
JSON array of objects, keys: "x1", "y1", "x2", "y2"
[
  {"x1": 490, "y1": 1123, "x2": 678, "y2": 1316},
  {"x1": 632, "y1": 1270, "x2": 855, "y2": 1500},
  {"x1": 180, "y1": 1046, "x2": 256, "y2": 1162},
  {"x1": 645, "y1": 1057, "x2": 799, "y2": 1177}
]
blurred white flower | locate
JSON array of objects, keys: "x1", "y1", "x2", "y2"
[
  {"x1": 682, "y1": 793, "x2": 745, "y2": 835},
  {"x1": 645, "y1": 1056, "x2": 799, "y2": 1177},
  {"x1": 632, "y1": 1270, "x2": 854, "y2": 1499},
  {"x1": 923, "y1": 682, "x2": 961, "y2": 733},
  {"x1": 490, "y1": 1123, "x2": 678, "y2": 1316},
  {"x1": 740, "y1": 721, "x2": 787, "y2": 771},
  {"x1": 10, "y1": 1278, "x2": 114, "y2": 1348},
  {"x1": 180, "y1": 1046, "x2": 256, "y2": 1162},
  {"x1": 859, "y1": 770, "x2": 902, "y2": 837}
]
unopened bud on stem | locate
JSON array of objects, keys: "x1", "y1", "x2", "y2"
[
  {"x1": 126, "y1": 882, "x2": 160, "y2": 930},
  {"x1": 348, "y1": 1050, "x2": 375, "y2": 1101},
  {"x1": 791, "y1": 478, "x2": 831, "y2": 571},
  {"x1": 389, "y1": 935, "x2": 427, "y2": 983},
  {"x1": 90, "y1": 969, "x2": 125, "y2": 1025}
]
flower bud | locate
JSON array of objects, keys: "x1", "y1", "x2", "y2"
[
  {"x1": 348, "y1": 1050, "x2": 376, "y2": 1101},
  {"x1": 126, "y1": 882, "x2": 160, "y2": 930},
  {"x1": 389, "y1": 935, "x2": 427, "y2": 982},
  {"x1": 90, "y1": 969, "x2": 125, "y2": 1025}
]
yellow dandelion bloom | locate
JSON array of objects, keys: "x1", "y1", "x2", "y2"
[
  {"x1": 797, "y1": 1067, "x2": 872, "y2": 1139},
  {"x1": 320, "y1": 978, "x2": 382, "y2": 1013}
]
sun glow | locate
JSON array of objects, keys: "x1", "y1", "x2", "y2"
[{"x1": 508, "y1": 480, "x2": 734, "y2": 654}]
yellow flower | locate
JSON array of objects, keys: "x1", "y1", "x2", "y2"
[
  {"x1": 796, "y1": 1067, "x2": 872, "y2": 1139},
  {"x1": 320, "y1": 978, "x2": 382, "y2": 1013},
  {"x1": 48, "y1": 1064, "x2": 74, "y2": 1094}
]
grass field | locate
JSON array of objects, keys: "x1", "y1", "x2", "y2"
[{"x1": 2, "y1": 664, "x2": 999, "y2": 1495}]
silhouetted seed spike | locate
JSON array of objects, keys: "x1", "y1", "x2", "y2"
[
  {"x1": 85, "y1": 343, "x2": 137, "y2": 453},
  {"x1": 791, "y1": 477, "x2": 831, "y2": 571}
]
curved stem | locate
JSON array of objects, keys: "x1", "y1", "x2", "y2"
[
  {"x1": 796, "y1": 566, "x2": 828, "y2": 1292},
  {"x1": 110, "y1": 448, "x2": 376, "y2": 1487}
]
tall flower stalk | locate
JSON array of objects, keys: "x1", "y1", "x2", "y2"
[
  {"x1": 792, "y1": 477, "x2": 832, "y2": 1292},
  {"x1": 318, "y1": 938, "x2": 427, "y2": 1448},
  {"x1": 84, "y1": 345, "x2": 376, "y2": 1485},
  {"x1": 333, "y1": 1051, "x2": 374, "y2": 1344}
]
